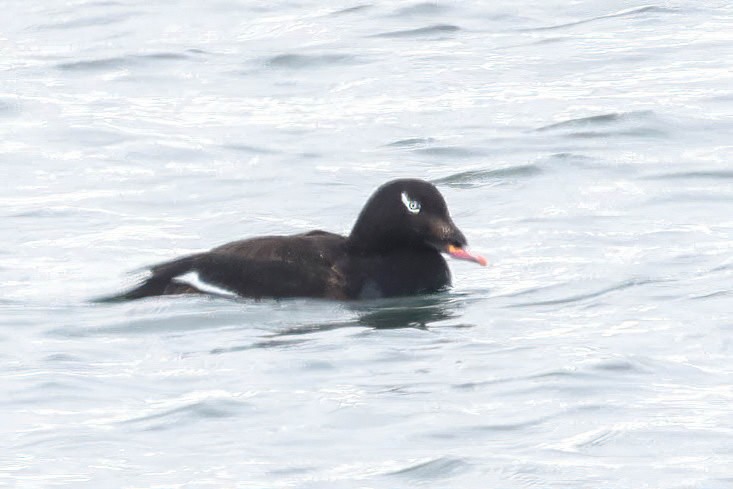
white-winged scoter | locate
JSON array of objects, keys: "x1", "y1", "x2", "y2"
[{"x1": 104, "y1": 178, "x2": 486, "y2": 301}]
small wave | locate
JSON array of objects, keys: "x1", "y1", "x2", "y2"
[
  {"x1": 43, "y1": 353, "x2": 83, "y2": 363},
  {"x1": 86, "y1": 1, "x2": 126, "y2": 7},
  {"x1": 36, "y1": 11, "x2": 139, "y2": 30},
  {"x1": 331, "y1": 5, "x2": 372, "y2": 15},
  {"x1": 265, "y1": 53, "x2": 360, "y2": 69},
  {"x1": 510, "y1": 278, "x2": 661, "y2": 308},
  {"x1": 432, "y1": 165, "x2": 542, "y2": 188},
  {"x1": 525, "y1": 369, "x2": 585, "y2": 382},
  {"x1": 68, "y1": 127, "x2": 129, "y2": 146},
  {"x1": 386, "y1": 456, "x2": 470, "y2": 480},
  {"x1": 414, "y1": 146, "x2": 485, "y2": 158},
  {"x1": 530, "y1": 36, "x2": 568, "y2": 46},
  {"x1": 371, "y1": 24, "x2": 460, "y2": 38},
  {"x1": 690, "y1": 290, "x2": 731, "y2": 300},
  {"x1": 538, "y1": 152, "x2": 598, "y2": 168},
  {"x1": 535, "y1": 111, "x2": 667, "y2": 139},
  {"x1": 535, "y1": 111, "x2": 654, "y2": 131},
  {"x1": 500, "y1": 36, "x2": 570, "y2": 50},
  {"x1": 571, "y1": 129, "x2": 665, "y2": 138},
  {"x1": 644, "y1": 170, "x2": 733, "y2": 180},
  {"x1": 572, "y1": 428, "x2": 623, "y2": 449},
  {"x1": 710, "y1": 262, "x2": 733, "y2": 273},
  {"x1": 0, "y1": 97, "x2": 21, "y2": 117},
  {"x1": 589, "y1": 357, "x2": 653, "y2": 374},
  {"x1": 47, "y1": 308, "x2": 248, "y2": 337},
  {"x1": 56, "y1": 51, "x2": 191, "y2": 72},
  {"x1": 520, "y1": 5, "x2": 677, "y2": 32},
  {"x1": 57, "y1": 56, "x2": 131, "y2": 71},
  {"x1": 222, "y1": 143, "x2": 279, "y2": 154},
  {"x1": 122, "y1": 398, "x2": 247, "y2": 431},
  {"x1": 269, "y1": 320, "x2": 362, "y2": 337},
  {"x1": 136, "y1": 52, "x2": 191, "y2": 61},
  {"x1": 548, "y1": 152, "x2": 594, "y2": 161},
  {"x1": 391, "y1": 2, "x2": 450, "y2": 17},
  {"x1": 210, "y1": 338, "x2": 310, "y2": 355},
  {"x1": 477, "y1": 415, "x2": 558, "y2": 432},
  {"x1": 385, "y1": 137, "x2": 436, "y2": 148},
  {"x1": 643, "y1": 192, "x2": 733, "y2": 206},
  {"x1": 451, "y1": 362, "x2": 646, "y2": 397},
  {"x1": 428, "y1": 408, "x2": 595, "y2": 441}
]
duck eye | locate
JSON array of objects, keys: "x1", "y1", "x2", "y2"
[{"x1": 401, "y1": 191, "x2": 421, "y2": 214}]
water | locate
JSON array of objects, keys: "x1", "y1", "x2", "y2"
[{"x1": 2, "y1": 1, "x2": 732, "y2": 487}]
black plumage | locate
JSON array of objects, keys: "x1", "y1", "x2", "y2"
[{"x1": 103, "y1": 178, "x2": 486, "y2": 302}]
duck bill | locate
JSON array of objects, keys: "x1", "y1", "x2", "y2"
[{"x1": 446, "y1": 244, "x2": 488, "y2": 266}]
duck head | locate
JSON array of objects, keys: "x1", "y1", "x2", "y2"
[{"x1": 348, "y1": 178, "x2": 487, "y2": 265}]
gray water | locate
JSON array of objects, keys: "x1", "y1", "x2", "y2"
[{"x1": 2, "y1": 1, "x2": 733, "y2": 487}]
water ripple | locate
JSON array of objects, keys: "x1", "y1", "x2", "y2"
[
  {"x1": 520, "y1": 5, "x2": 678, "y2": 32},
  {"x1": 221, "y1": 143, "x2": 279, "y2": 154},
  {"x1": 371, "y1": 24, "x2": 461, "y2": 38},
  {"x1": 265, "y1": 53, "x2": 362, "y2": 70},
  {"x1": 330, "y1": 5, "x2": 372, "y2": 16},
  {"x1": 432, "y1": 165, "x2": 542, "y2": 188},
  {"x1": 0, "y1": 97, "x2": 21, "y2": 118},
  {"x1": 429, "y1": 406, "x2": 606, "y2": 441},
  {"x1": 122, "y1": 398, "x2": 249, "y2": 431},
  {"x1": 56, "y1": 52, "x2": 193, "y2": 72},
  {"x1": 534, "y1": 111, "x2": 667, "y2": 140},
  {"x1": 509, "y1": 278, "x2": 663, "y2": 308},
  {"x1": 644, "y1": 170, "x2": 733, "y2": 180},
  {"x1": 385, "y1": 137, "x2": 436, "y2": 148},
  {"x1": 413, "y1": 146, "x2": 485, "y2": 158},
  {"x1": 36, "y1": 11, "x2": 140, "y2": 30},
  {"x1": 391, "y1": 2, "x2": 450, "y2": 17},
  {"x1": 47, "y1": 308, "x2": 251, "y2": 337},
  {"x1": 3, "y1": 0, "x2": 732, "y2": 486},
  {"x1": 386, "y1": 456, "x2": 470, "y2": 480},
  {"x1": 210, "y1": 338, "x2": 312, "y2": 355}
]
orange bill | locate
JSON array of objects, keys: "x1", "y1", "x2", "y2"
[{"x1": 446, "y1": 244, "x2": 488, "y2": 266}]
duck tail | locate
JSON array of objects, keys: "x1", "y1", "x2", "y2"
[{"x1": 93, "y1": 254, "x2": 201, "y2": 303}]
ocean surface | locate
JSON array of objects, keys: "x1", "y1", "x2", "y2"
[{"x1": 2, "y1": 1, "x2": 732, "y2": 487}]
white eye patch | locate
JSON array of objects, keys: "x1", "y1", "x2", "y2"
[{"x1": 401, "y1": 191, "x2": 421, "y2": 214}]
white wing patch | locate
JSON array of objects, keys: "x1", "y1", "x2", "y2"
[
  {"x1": 173, "y1": 271, "x2": 238, "y2": 298},
  {"x1": 401, "y1": 191, "x2": 421, "y2": 214}
]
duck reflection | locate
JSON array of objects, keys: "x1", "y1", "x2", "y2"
[
  {"x1": 208, "y1": 294, "x2": 470, "y2": 355},
  {"x1": 267, "y1": 293, "x2": 468, "y2": 338},
  {"x1": 351, "y1": 294, "x2": 464, "y2": 329}
]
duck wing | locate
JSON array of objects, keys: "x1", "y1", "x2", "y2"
[{"x1": 99, "y1": 231, "x2": 348, "y2": 301}]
